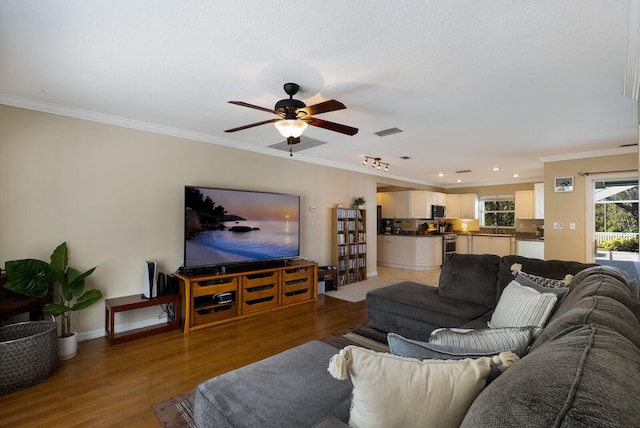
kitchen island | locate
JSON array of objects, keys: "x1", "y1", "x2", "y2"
[{"x1": 377, "y1": 234, "x2": 443, "y2": 270}]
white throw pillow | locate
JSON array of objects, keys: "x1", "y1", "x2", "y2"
[
  {"x1": 489, "y1": 280, "x2": 557, "y2": 330},
  {"x1": 327, "y1": 345, "x2": 518, "y2": 428}
]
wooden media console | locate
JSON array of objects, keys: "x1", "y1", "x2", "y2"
[{"x1": 176, "y1": 260, "x2": 317, "y2": 333}]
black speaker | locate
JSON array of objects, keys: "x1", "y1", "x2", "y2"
[
  {"x1": 167, "y1": 274, "x2": 179, "y2": 295},
  {"x1": 157, "y1": 272, "x2": 166, "y2": 296}
]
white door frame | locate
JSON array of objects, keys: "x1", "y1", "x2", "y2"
[{"x1": 584, "y1": 171, "x2": 639, "y2": 263}]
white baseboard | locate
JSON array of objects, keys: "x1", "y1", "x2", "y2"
[{"x1": 78, "y1": 316, "x2": 171, "y2": 342}]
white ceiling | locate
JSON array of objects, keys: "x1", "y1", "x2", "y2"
[{"x1": 1, "y1": 1, "x2": 638, "y2": 188}]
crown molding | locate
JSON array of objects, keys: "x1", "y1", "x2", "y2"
[{"x1": 539, "y1": 145, "x2": 638, "y2": 162}]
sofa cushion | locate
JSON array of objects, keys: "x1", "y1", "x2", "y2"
[
  {"x1": 514, "y1": 272, "x2": 569, "y2": 300},
  {"x1": 193, "y1": 340, "x2": 351, "y2": 428},
  {"x1": 438, "y1": 253, "x2": 501, "y2": 307},
  {"x1": 488, "y1": 281, "x2": 557, "y2": 330},
  {"x1": 366, "y1": 282, "x2": 492, "y2": 332},
  {"x1": 428, "y1": 327, "x2": 533, "y2": 357},
  {"x1": 498, "y1": 255, "x2": 596, "y2": 296},
  {"x1": 461, "y1": 324, "x2": 640, "y2": 427},
  {"x1": 388, "y1": 332, "x2": 516, "y2": 360},
  {"x1": 328, "y1": 345, "x2": 518, "y2": 428}
]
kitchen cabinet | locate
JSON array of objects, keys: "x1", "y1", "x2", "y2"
[
  {"x1": 377, "y1": 235, "x2": 403, "y2": 264},
  {"x1": 394, "y1": 191, "x2": 411, "y2": 218},
  {"x1": 515, "y1": 190, "x2": 534, "y2": 219},
  {"x1": 446, "y1": 193, "x2": 478, "y2": 219},
  {"x1": 377, "y1": 236, "x2": 441, "y2": 270},
  {"x1": 534, "y1": 183, "x2": 544, "y2": 219},
  {"x1": 401, "y1": 236, "x2": 416, "y2": 266},
  {"x1": 460, "y1": 193, "x2": 479, "y2": 219},
  {"x1": 471, "y1": 235, "x2": 514, "y2": 256},
  {"x1": 380, "y1": 191, "x2": 428, "y2": 219},
  {"x1": 456, "y1": 234, "x2": 470, "y2": 254},
  {"x1": 380, "y1": 192, "x2": 396, "y2": 218},
  {"x1": 446, "y1": 194, "x2": 461, "y2": 219},
  {"x1": 415, "y1": 236, "x2": 442, "y2": 268},
  {"x1": 517, "y1": 240, "x2": 545, "y2": 259}
]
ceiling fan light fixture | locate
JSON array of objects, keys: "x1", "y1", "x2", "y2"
[{"x1": 274, "y1": 119, "x2": 308, "y2": 138}]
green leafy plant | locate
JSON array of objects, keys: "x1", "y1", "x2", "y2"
[
  {"x1": 601, "y1": 237, "x2": 639, "y2": 252},
  {"x1": 4, "y1": 242, "x2": 102, "y2": 337},
  {"x1": 353, "y1": 196, "x2": 366, "y2": 206}
]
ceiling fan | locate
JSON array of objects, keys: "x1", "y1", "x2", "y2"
[{"x1": 225, "y1": 83, "x2": 358, "y2": 154}]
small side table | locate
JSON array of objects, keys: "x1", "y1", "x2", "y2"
[
  {"x1": 105, "y1": 294, "x2": 180, "y2": 346},
  {"x1": 317, "y1": 267, "x2": 338, "y2": 291}
]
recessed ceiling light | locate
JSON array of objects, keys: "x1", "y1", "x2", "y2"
[
  {"x1": 513, "y1": 173, "x2": 520, "y2": 178},
  {"x1": 437, "y1": 173, "x2": 445, "y2": 177},
  {"x1": 456, "y1": 179, "x2": 463, "y2": 183},
  {"x1": 492, "y1": 167, "x2": 501, "y2": 171}
]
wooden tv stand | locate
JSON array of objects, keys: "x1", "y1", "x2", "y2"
[{"x1": 176, "y1": 260, "x2": 318, "y2": 333}]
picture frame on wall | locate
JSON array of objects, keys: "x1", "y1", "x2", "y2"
[{"x1": 554, "y1": 176, "x2": 574, "y2": 192}]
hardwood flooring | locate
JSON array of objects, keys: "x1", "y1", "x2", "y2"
[
  {"x1": 0, "y1": 266, "x2": 438, "y2": 427},
  {"x1": 0, "y1": 295, "x2": 366, "y2": 427}
]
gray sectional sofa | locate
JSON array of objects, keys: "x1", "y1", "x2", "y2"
[
  {"x1": 366, "y1": 253, "x2": 601, "y2": 340},
  {"x1": 193, "y1": 254, "x2": 640, "y2": 427}
]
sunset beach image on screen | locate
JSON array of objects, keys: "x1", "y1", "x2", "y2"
[{"x1": 184, "y1": 186, "x2": 300, "y2": 269}]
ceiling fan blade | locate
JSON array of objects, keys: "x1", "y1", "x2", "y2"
[
  {"x1": 303, "y1": 117, "x2": 359, "y2": 136},
  {"x1": 225, "y1": 118, "x2": 280, "y2": 133},
  {"x1": 228, "y1": 101, "x2": 276, "y2": 114},
  {"x1": 299, "y1": 100, "x2": 346, "y2": 117}
]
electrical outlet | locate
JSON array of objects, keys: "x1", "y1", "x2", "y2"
[
  {"x1": 553, "y1": 222, "x2": 562, "y2": 229},
  {"x1": 569, "y1": 222, "x2": 576, "y2": 230}
]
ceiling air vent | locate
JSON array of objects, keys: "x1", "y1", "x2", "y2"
[
  {"x1": 620, "y1": 143, "x2": 638, "y2": 147},
  {"x1": 456, "y1": 169, "x2": 472, "y2": 174},
  {"x1": 374, "y1": 127, "x2": 403, "y2": 137},
  {"x1": 400, "y1": 156, "x2": 411, "y2": 160},
  {"x1": 268, "y1": 136, "x2": 327, "y2": 152}
]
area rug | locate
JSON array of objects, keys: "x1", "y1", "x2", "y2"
[
  {"x1": 151, "y1": 390, "x2": 195, "y2": 428},
  {"x1": 323, "y1": 276, "x2": 397, "y2": 302},
  {"x1": 151, "y1": 326, "x2": 388, "y2": 427}
]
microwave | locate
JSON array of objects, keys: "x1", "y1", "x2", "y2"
[{"x1": 432, "y1": 204, "x2": 446, "y2": 219}]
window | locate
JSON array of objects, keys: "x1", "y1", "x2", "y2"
[{"x1": 480, "y1": 197, "x2": 515, "y2": 227}]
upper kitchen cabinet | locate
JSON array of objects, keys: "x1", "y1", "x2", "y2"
[
  {"x1": 393, "y1": 191, "x2": 411, "y2": 218},
  {"x1": 534, "y1": 182, "x2": 544, "y2": 219},
  {"x1": 446, "y1": 193, "x2": 478, "y2": 219},
  {"x1": 381, "y1": 191, "x2": 429, "y2": 218},
  {"x1": 515, "y1": 190, "x2": 534, "y2": 219},
  {"x1": 380, "y1": 192, "x2": 396, "y2": 218},
  {"x1": 446, "y1": 194, "x2": 461, "y2": 218},
  {"x1": 460, "y1": 194, "x2": 479, "y2": 218},
  {"x1": 515, "y1": 184, "x2": 544, "y2": 219}
]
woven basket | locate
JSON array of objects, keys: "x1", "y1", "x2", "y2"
[{"x1": 0, "y1": 321, "x2": 58, "y2": 394}]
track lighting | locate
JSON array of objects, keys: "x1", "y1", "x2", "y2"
[{"x1": 363, "y1": 156, "x2": 390, "y2": 172}]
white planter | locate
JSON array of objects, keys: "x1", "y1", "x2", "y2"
[{"x1": 57, "y1": 332, "x2": 78, "y2": 360}]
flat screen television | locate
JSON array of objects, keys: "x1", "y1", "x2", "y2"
[{"x1": 182, "y1": 186, "x2": 301, "y2": 273}]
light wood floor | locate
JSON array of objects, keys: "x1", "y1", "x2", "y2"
[{"x1": 0, "y1": 266, "x2": 438, "y2": 427}]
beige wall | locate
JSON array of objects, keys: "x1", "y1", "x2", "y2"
[
  {"x1": 0, "y1": 105, "x2": 386, "y2": 338},
  {"x1": 544, "y1": 153, "x2": 638, "y2": 262}
]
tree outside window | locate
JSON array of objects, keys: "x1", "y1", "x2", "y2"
[{"x1": 480, "y1": 198, "x2": 515, "y2": 227}]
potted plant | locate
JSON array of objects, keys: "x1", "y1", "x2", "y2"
[
  {"x1": 353, "y1": 196, "x2": 366, "y2": 209},
  {"x1": 4, "y1": 242, "x2": 102, "y2": 360}
]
